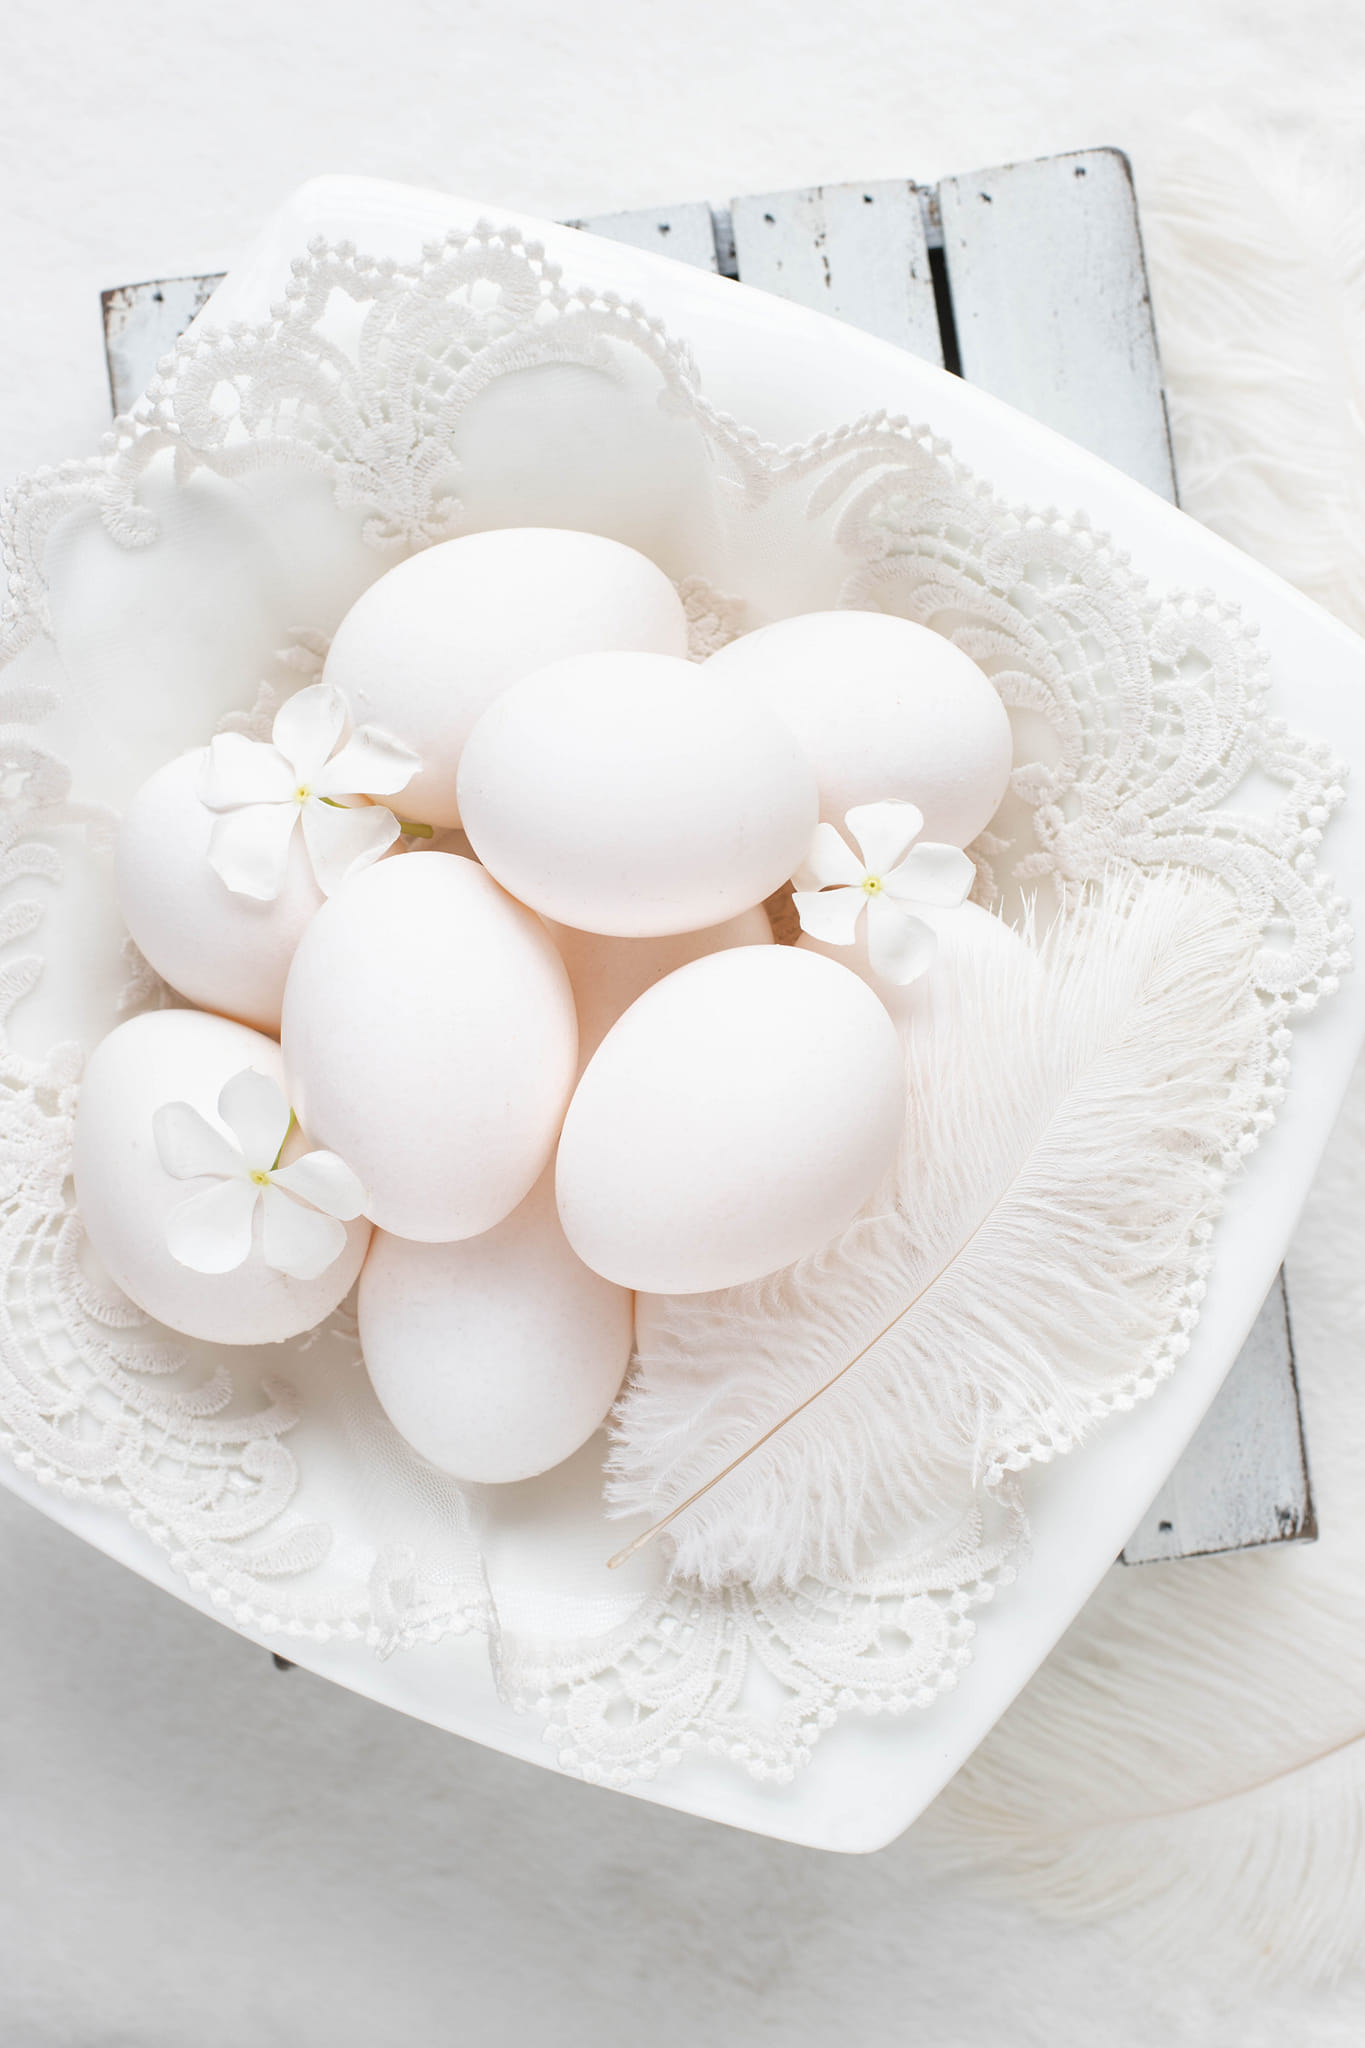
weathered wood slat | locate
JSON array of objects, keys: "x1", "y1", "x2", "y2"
[
  {"x1": 729, "y1": 181, "x2": 942, "y2": 364},
  {"x1": 102, "y1": 274, "x2": 224, "y2": 417},
  {"x1": 98, "y1": 148, "x2": 1314, "y2": 1562},
  {"x1": 937, "y1": 148, "x2": 1177, "y2": 501},
  {"x1": 929, "y1": 150, "x2": 1311, "y2": 1560},
  {"x1": 571, "y1": 202, "x2": 720, "y2": 274},
  {"x1": 1122, "y1": 1274, "x2": 1314, "y2": 1561}
]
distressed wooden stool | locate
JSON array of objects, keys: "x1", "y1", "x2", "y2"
[{"x1": 101, "y1": 147, "x2": 1314, "y2": 1565}]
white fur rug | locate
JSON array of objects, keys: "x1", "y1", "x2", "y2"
[{"x1": 923, "y1": 117, "x2": 1365, "y2": 1985}]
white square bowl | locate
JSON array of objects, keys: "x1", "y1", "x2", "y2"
[{"x1": 3, "y1": 176, "x2": 1364, "y2": 1850}]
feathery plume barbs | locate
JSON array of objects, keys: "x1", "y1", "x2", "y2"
[{"x1": 607, "y1": 870, "x2": 1265, "y2": 1589}]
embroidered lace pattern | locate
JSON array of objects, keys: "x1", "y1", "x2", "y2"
[{"x1": 0, "y1": 223, "x2": 1349, "y2": 1787}]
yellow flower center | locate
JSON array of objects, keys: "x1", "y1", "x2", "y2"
[
  {"x1": 862, "y1": 874, "x2": 884, "y2": 896},
  {"x1": 294, "y1": 783, "x2": 313, "y2": 806},
  {"x1": 249, "y1": 1168, "x2": 272, "y2": 1186}
]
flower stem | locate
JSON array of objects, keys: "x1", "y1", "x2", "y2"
[
  {"x1": 319, "y1": 794, "x2": 433, "y2": 838},
  {"x1": 270, "y1": 1110, "x2": 297, "y2": 1173}
]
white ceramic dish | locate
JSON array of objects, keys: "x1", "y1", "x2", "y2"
[{"x1": 3, "y1": 177, "x2": 1364, "y2": 1851}]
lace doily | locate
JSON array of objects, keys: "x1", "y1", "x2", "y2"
[{"x1": 0, "y1": 222, "x2": 1349, "y2": 1789}]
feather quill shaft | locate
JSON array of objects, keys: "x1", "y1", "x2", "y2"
[
  {"x1": 607, "y1": 1183, "x2": 1015, "y2": 1570},
  {"x1": 607, "y1": 871, "x2": 1266, "y2": 1590}
]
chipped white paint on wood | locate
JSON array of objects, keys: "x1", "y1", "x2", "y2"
[
  {"x1": 728, "y1": 181, "x2": 943, "y2": 364},
  {"x1": 99, "y1": 147, "x2": 1312, "y2": 1560},
  {"x1": 572, "y1": 203, "x2": 720, "y2": 273},
  {"x1": 938, "y1": 148, "x2": 1177, "y2": 501},
  {"x1": 1131, "y1": 1291, "x2": 1314, "y2": 1559},
  {"x1": 1123, "y1": 1274, "x2": 1314, "y2": 1561},
  {"x1": 101, "y1": 273, "x2": 224, "y2": 417}
]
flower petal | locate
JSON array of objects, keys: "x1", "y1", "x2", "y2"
[
  {"x1": 845, "y1": 800, "x2": 923, "y2": 877},
  {"x1": 153, "y1": 1101, "x2": 242, "y2": 1182},
  {"x1": 164, "y1": 1178, "x2": 260, "y2": 1274},
  {"x1": 272, "y1": 683, "x2": 348, "y2": 781},
  {"x1": 884, "y1": 841, "x2": 976, "y2": 908},
  {"x1": 207, "y1": 802, "x2": 301, "y2": 902},
  {"x1": 315, "y1": 726, "x2": 421, "y2": 801},
  {"x1": 793, "y1": 822, "x2": 866, "y2": 892},
  {"x1": 271, "y1": 1149, "x2": 367, "y2": 1220},
  {"x1": 199, "y1": 734, "x2": 295, "y2": 811},
  {"x1": 792, "y1": 886, "x2": 867, "y2": 947},
  {"x1": 301, "y1": 799, "x2": 401, "y2": 896},
  {"x1": 865, "y1": 897, "x2": 938, "y2": 985},
  {"x1": 218, "y1": 1067, "x2": 291, "y2": 1171},
  {"x1": 260, "y1": 1185, "x2": 348, "y2": 1280}
]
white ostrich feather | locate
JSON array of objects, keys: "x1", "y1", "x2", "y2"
[
  {"x1": 1147, "y1": 120, "x2": 1365, "y2": 636},
  {"x1": 608, "y1": 871, "x2": 1264, "y2": 1590},
  {"x1": 919, "y1": 1535, "x2": 1365, "y2": 1983}
]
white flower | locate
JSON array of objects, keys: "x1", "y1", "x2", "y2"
[
  {"x1": 154, "y1": 1067, "x2": 366, "y2": 1281},
  {"x1": 199, "y1": 682, "x2": 420, "y2": 901},
  {"x1": 792, "y1": 800, "x2": 975, "y2": 985}
]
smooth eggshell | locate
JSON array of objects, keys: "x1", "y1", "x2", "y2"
[
  {"x1": 458, "y1": 651, "x2": 818, "y2": 936},
  {"x1": 72, "y1": 1010, "x2": 371, "y2": 1345},
  {"x1": 545, "y1": 905, "x2": 773, "y2": 1069},
  {"x1": 322, "y1": 529, "x2": 689, "y2": 827},
  {"x1": 797, "y1": 900, "x2": 1040, "y2": 1022},
  {"x1": 281, "y1": 853, "x2": 577, "y2": 1243},
  {"x1": 705, "y1": 610, "x2": 1014, "y2": 847},
  {"x1": 358, "y1": 1168, "x2": 633, "y2": 1484},
  {"x1": 556, "y1": 945, "x2": 905, "y2": 1294},
  {"x1": 115, "y1": 750, "x2": 324, "y2": 1033}
]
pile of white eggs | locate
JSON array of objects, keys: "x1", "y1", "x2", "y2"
[{"x1": 73, "y1": 529, "x2": 1014, "y2": 1487}]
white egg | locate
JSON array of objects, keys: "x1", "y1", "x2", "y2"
[
  {"x1": 281, "y1": 853, "x2": 577, "y2": 1243},
  {"x1": 797, "y1": 901, "x2": 1039, "y2": 1021},
  {"x1": 556, "y1": 945, "x2": 904, "y2": 1294},
  {"x1": 545, "y1": 905, "x2": 773, "y2": 1069},
  {"x1": 358, "y1": 1168, "x2": 633, "y2": 1484},
  {"x1": 322, "y1": 528, "x2": 689, "y2": 828},
  {"x1": 114, "y1": 750, "x2": 324, "y2": 1033},
  {"x1": 705, "y1": 610, "x2": 1014, "y2": 847},
  {"x1": 72, "y1": 1010, "x2": 371, "y2": 1345},
  {"x1": 458, "y1": 651, "x2": 818, "y2": 937}
]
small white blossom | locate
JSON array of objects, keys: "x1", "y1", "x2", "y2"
[
  {"x1": 154, "y1": 1067, "x2": 366, "y2": 1281},
  {"x1": 792, "y1": 799, "x2": 975, "y2": 985},
  {"x1": 200, "y1": 682, "x2": 420, "y2": 901}
]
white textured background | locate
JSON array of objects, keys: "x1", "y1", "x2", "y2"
[{"x1": 4, "y1": 3, "x2": 1365, "y2": 2041}]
